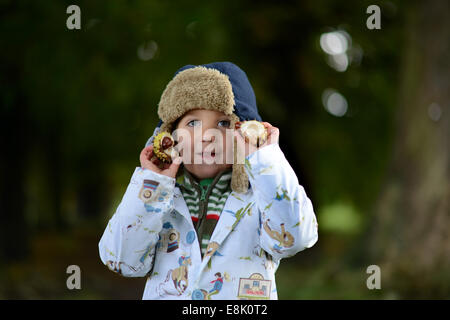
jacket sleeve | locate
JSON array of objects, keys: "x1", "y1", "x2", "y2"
[
  {"x1": 245, "y1": 143, "x2": 318, "y2": 261},
  {"x1": 98, "y1": 167, "x2": 176, "y2": 277}
]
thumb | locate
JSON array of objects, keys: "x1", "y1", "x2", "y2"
[{"x1": 165, "y1": 156, "x2": 183, "y2": 178}]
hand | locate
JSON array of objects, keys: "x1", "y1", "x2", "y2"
[
  {"x1": 139, "y1": 145, "x2": 182, "y2": 178},
  {"x1": 234, "y1": 122, "x2": 280, "y2": 158}
]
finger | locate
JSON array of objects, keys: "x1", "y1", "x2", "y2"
[
  {"x1": 164, "y1": 157, "x2": 182, "y2": 178},
  {"x1": 140, "y1": 145, "x2": 153, "y2": 161},
  {"x1": 144, "y1": 145, "x2": 153, "y2": 153},
  {"x1": 173, "y1": 156, "x2": 183, "y2": 166},
  {"x1": 263, "y1": 122, "x2": 280, "y2": 135},
  {"x1": 267, "y1": 127, "x2": 280, "y2": 144},
  {"x1": 262, "y1": 122, "x2": 279, "y2": 139},
  {"x1": 269, "y1": 126, "x2": 279, "y2": 136},
  {"x1": 261, "y1": 122, "x2": 273, "y2": 129},
  {"x1": 262, "y1": 122, "x2": 278, "y2": 136},
  {"x1": 140, "y1": 147, "x2": 151, "y2": 167}
]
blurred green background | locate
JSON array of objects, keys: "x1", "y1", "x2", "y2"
[{"x1": 1, "y1": 0, "x2": 449, "y2": 299}]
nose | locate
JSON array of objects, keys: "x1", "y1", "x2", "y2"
[{"x1": 202, "y1": 127, "x2": 216, "y2": 142}]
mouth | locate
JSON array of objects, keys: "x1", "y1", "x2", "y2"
[
  {"x1": 193, "y1": 151, "x2": 219, "y2": 164},
  {"x1": 197, "y1": 152, "x2": 216, "y2": 158}
]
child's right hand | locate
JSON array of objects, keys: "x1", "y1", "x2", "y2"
[{"x1": 139, "y1": 145, "x2": 182, "y2": 178}]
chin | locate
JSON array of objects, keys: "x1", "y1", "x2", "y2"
[{"x1": 185, "y1": 164, "x2": 231, "y2": 180}]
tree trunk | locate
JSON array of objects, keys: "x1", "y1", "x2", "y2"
[{"x1": 369, "y1": 0, "x2": 450, "y2": 298}]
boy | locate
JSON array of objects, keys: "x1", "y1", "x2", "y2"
[{"x1": 98, "y1": 62, "x2": 318, "y2": 300}]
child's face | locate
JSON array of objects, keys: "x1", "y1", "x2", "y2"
[{"x1": 174, "y1": 109, "x2": 233, "y2": 180}]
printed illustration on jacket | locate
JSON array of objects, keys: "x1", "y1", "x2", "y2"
[
  {"x1": 138, "y1": 179, "x2": 161, "y2": 212},
  {"x1": 157, "y1": 254, "x2": 192, "y2": 297},
  {"x1": 192, "y1": 272, "x2": 230, "y2": 300},
  {"x1": 237, "y1": 273, "x2": 271, "y2": 300},
  {"x1": 225, "y1": 202, "x2": 254, "y2": 231},
  {"x1": 204, "y1": 241, "x2": 220, "y2": 259},
  {"x1": 274, "y1": 185, "x2": 291, "y2": 201},
  {"x1": 204, "y1": 241, "x2": 224, "y2": 269},
  {"x1": 106, "y1": 260, "x2": 139, "y2": 275},
  {"x1": 156, "y1": 222, "x2": 180, "y2": 253},
  {"x1": 157, "y1": 190, "x2": 171, "y2": 203},
  {"x1": 263, "y1": 219, "x2": 294, "y2": 253}
]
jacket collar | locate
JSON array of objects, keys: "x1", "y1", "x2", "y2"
[
  {"x1": 173, "y1": 187, "x2": 193, "y2": 226},
  {"x1": 200, "y1": 190, "x2": 254, "y2": 270}
]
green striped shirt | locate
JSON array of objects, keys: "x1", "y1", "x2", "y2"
[{"x1": 177, "y1": 167, "x2": 232, "y2": 257}]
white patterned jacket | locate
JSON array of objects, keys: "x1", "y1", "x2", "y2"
[{"x1": 98, "y1": 144, "x2": 318, "y2": 300}]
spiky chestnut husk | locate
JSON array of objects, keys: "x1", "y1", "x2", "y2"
[
  {"x1": 153, "y1": 132, "x2": 178, "y2": 163},
  {"x1": 235, "y1": 120, "x2": 267, "y2": 147}
]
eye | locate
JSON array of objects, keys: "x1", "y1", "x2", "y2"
[
  {"x1": 218, "y1": 120, "x2": 230, "y2": 128},
  {"x1": 187, "y1": 120, "x2": 201, "y2": 127}
]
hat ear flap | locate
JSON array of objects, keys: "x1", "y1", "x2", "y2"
[
  {"x1": 230, "y1": 113, "x2": 249, "y2": 193},
  {"x1": 231, "y1": 163, "x2": 249, "y2": 193},
  {"x1": 160, "y1": 122, "x2": 172, "y2": 133}
]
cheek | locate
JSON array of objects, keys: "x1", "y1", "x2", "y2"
[
  {"x1": 176, "y1": 130, "x2": 195, "y2": 158},
  {"x1": 219, "y1": 130, "x2": 233, "y2": 151}
]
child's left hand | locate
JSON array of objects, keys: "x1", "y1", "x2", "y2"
[{"x1": 234, "y1": 122, "x2": 280, "y2": 158}]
